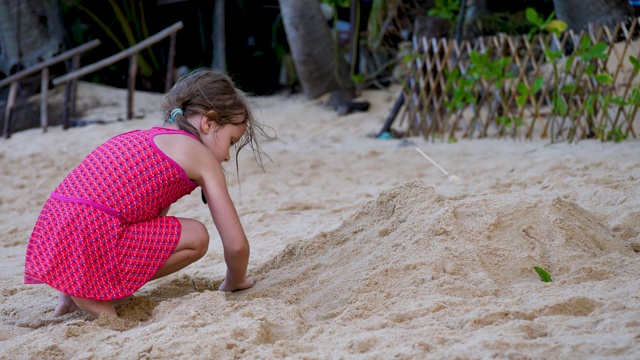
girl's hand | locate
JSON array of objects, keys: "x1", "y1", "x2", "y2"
[{"x1": 218, "y1": 277, "x2": 255, "y2": 292}]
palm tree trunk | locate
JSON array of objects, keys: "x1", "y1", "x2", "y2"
[
  {"x1": 0, "y1": 0, "x2": 65, "y2": 76},
  {"x1": 552, "y1": 0, "x2": 635, "y2": 31},
  {"x1": 212, "y1": 0, "x2": 226, "y2": 71},
  {"x1": 278, "y1": 0, "x2": 353, "y2": 99}
]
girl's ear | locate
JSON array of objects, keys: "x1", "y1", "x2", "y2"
[{"x1": 200, "y1": 115, "x2": 215, "y2": 134}]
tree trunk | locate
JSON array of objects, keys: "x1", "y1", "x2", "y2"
[
  {"x1": 278, "y1": 0, "x2": 354, "y2": 99},
  {"x1": 552, "y1": 0, "x2": 635, "y2": 31},
  {"x1": 212, "y1": 0, "x2": 226, "y2": 71},
  {"x1": 0, "y1": 0, "x2": 65, "y2": 76}
]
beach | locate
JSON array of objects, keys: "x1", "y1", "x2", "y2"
[{"x1": 1, "y1": 82, "x2": 639, "y2": 359}]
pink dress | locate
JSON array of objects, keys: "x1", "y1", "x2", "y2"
[{"x1": 24, "y1": 127, "x2": 199, "y2": 300}]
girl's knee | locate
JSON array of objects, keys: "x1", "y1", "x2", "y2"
[
  {"x1": 179, "y1": 218, "x2": 210, "y2": 259},
  {"x1": 193, "y1": 221, "x2": 210, "y2": 258}
]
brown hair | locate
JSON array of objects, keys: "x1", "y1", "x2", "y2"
[{"x1": 162, "y1": 68, "x2": 269, "y2": 169}]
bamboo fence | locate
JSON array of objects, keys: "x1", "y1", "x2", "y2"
[{"x1": 397, "y1": 18, "x2": 640, "y2": 142}]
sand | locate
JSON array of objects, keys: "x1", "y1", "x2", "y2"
[{"x1": 1, "y1": 82, "x2": 639, "y2": 359}]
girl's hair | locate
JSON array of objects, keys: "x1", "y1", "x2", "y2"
[{"x1": 162, "y1": 68, "x2": 269, "y2": 169}]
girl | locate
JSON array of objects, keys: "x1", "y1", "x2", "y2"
[{"x1": 24, "y1": 68, "x2": 265, "y2": 318}]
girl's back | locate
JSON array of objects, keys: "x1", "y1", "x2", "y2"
[{"x1": 54, "y1": 127, "x2": 198, "y2": 223}]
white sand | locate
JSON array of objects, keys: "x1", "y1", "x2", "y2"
[{"x1": 1, "y1": 82, "x2": 639, "y2": 359}]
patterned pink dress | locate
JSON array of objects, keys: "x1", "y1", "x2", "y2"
[{"x1": 24, "y1": 127, "x2": 199, "y2": 300}]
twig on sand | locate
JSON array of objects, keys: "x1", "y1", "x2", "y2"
[{"x1": 415, "y1": 147, "x2": 461, "y2": 183}]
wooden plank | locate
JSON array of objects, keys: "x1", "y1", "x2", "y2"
[{"x1": 52, "y1": 22, "x2": 183, "y2": 87}]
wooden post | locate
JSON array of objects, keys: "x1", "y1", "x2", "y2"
[
  {"x1": 63, "y1": 83, "x2": 71, "y2": 129},
  {"x1": 63, "y1": 55, "x2": 80, "y2": 129},
  {"x1": 40, "y1": 67, "x2": 49, "y2": 132},
  {"x1": 165, "y1": 32, "x2": 177, "y2": 93},
  {"x1": 128, "y1": 54, "x2": 138, "y2": 119},
  {"x1": 3, "y1": 82, "x2": 18, "y2": 139},
  {"x1": 69, "y1": 55, "x2": 79, "y2": 124}
]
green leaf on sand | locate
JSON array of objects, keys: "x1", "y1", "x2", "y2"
[{"x1": 534, "y1": 266, "x2": 552, "y2": 282}]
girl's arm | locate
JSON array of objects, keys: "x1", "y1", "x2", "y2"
[
  {"x1": 171, "y1": 136, "x2": 253, "y2": 291},
  {"x1": 201, "y1": 174, "x2": 253, "y2": 291}
]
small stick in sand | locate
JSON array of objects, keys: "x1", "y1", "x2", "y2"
[{"x1": 415, "y1": 147, "x2": 461, "y2": 183}]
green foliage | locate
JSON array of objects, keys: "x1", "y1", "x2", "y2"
[
  {"x1": 534, "y1": 267, "x2": 552, "y2": 282},
  {"x1": 577, "y1": 38, "x2": 608, "y2": 61},
  {"x1": 428, "y1": 0, "x2": 459, "y2": 21},
  {"x1": 526, "y1": 8, "x2": 567, "y2": 38},
  {"x1": 351, "y1": 73, "x2": 365, "y2": 86},
  {"x1": 540, "y1": 36, "x2": 633, "y2": 142},
  {"x1": 544, "y1": 49, "x2": 562, "y2": 62},
  {"x1": 444, "y1": 67, "x2": 477, "y2": 110},
  {"x1": 629, "y1": 87, "x2": 640, "y2": 105},
  {"x1": 402, "y1": 52, "x2": 421, "y2": 64},
  {"x1": 66, "y1": 0, "x2": 156, "y2": 77},
  {"x1": 366, "y1": 0, "x2": 386, "y2": 48},
  {"x1": 629, "y1": 56, "x2": 640, "y2": 75},
  {"x1": 321, "y1": 0, "x2": 353, "y2": 8},
  {"x1": 601, "y1": 126, "x2": 629, "y2": 142},
  {"x1": 594, "y1": 73, "x2": 613, "y2": 85},
  {"x1": 497, "y1": 116, "x2": 523, "y2": 128},
  {"x1": 444, "y1": 50, "x2": 513, "y2": 114},
  {"x1": 516, "y1": 76, "x2": 544, "y2": 107},
  {"x1": 271, "y1": 15, "x2": 288, "y2": 60}
]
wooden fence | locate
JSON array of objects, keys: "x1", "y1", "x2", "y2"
[{"x1": 398, "y1": 18, "x2": 640, "y2": 142}]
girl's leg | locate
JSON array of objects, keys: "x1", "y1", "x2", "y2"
[
  {"x1": 54, "y1": 291, "x2": 80, "y2": 317},
  {"x1": 60, "y1": 218, "x2": 207, "y2": 318},
  {"x1": 151, "y1": 218, "x2": 209, "y2": 280}
]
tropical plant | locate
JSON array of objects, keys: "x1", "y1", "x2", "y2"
[
  {"x1": 525, "y1": 7, "x2": 567, "y2": 38},
  {"x1": 62, "y1": 0, "x2": 159, "y2": 78},
  {"x1": 428, "y1": 0, "x2": 459, "y2": 21}
]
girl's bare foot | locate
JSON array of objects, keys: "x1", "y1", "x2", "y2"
[
  {"x1": 71, "y1": 296, "x2": 117, "y2": 318},
  {"x1": 54, "y1": 292, "x2": 80, "y2": 317},
  {"x1": 113, "y1": 296, "x2": 132, "y2": 305}
]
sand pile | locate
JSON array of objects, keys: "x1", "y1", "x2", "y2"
[{"x1": 237, "y1": 180, "x2": 637, "y2": 358}]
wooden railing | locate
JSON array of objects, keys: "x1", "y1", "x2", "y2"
[
  {"x1": 0, "y1": 39, "x2": 101, "y2": 138},
  {"x1": 1, "y1": 21, "x2": 183, "y2": 139},
  {"x1": 52, "y1": 21, "x2": 183, "y2": 121}
]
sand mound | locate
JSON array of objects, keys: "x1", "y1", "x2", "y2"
[{"x1": 249, "y1": 180, "x2": 634, "y2": 328}]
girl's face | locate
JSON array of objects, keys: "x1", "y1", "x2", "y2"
[{"x1": 207, "y1": 120, "x2": 247, "y2": 164}]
